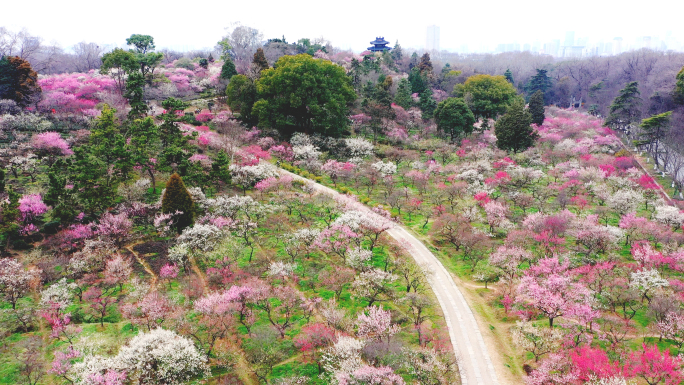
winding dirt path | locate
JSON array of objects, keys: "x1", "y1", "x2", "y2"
[
  {"x1": 187, "y1": 254, "x2": 209, "y2": 296},
  {"x1": 125, "y1": 244, "x2": 158, "y2": 289},
  {"x1": 279, "y1": 169, "x2": 503, "y2": 385}
]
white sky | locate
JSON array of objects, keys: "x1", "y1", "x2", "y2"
[{"x1": 2, "y1": 0, "x2": 683, "y2": 52}]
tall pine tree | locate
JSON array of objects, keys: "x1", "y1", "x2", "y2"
[
  {"x1": 394, "y1": 78, "x2": 412, "y2": 109},
  {"x1": 605, "y1": 81, "x2": 642, "y2": 130},
  {"x1": 504, "y1": 69, "x2": 514, "y2": 84}
]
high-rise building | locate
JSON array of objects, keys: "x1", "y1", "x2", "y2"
[
  {"x1": 564, "y1": 31, "x2": 575, "y2": 47},
  {"x1": 426, "y1": 25, "x2": 440, "y2": 52},
  {"x1": 613, "y1": 37, "x2": 623, "y2": 55}
]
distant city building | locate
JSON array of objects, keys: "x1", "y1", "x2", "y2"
[
  {"x1": 613, "y1": 37, "x2": 623, "y2": 55},
  {"x1": 564, "y1": 31, "x2": 575, "y2": 47},
  {"x1": 367, "y1": 37, "x2": 391, "y2": 52},
  {"x1": 426, "y1": 25, "x2": 440, "y2": 51}
]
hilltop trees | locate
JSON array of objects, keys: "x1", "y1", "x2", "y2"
[
  {"x1": 434, "y1": 97, "x2": 476, "y2": 143},
  {"x1": 253, "y1": 54, "x2": 356, "y2": 138},
  {"x1": 455, "y1": 74, "x2": 519, "y2": 125}
]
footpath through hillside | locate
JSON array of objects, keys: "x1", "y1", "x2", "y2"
[{"x1": 278, "y1": 168, "x2": 502, "y2": 385}]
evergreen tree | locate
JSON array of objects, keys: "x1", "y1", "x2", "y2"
[
  {"x1": 210, "y1": 151, "x2": 231, "y2": 192},
  {"x1": 391, "y1": 41, "x2": 403, "y2": 62},
  {"x1": 494, "y1": 99, "x2": 537, "y2": 153},
  {"x1": 419, "y1": 88, "x2": 437, "y2": 120},
  {"x1": 394, "y1": 78, "x2": 412, "y2": 109},
  {"x1": 253, "y1": 54, "x2": 356, "y2": 138},
  {"x1": 128, "y1": 117, "x2": 161, "y2": 192},
  {"x1": 363, "y1": 77, "x2": 395, "y2": 143},
  {"x1": 528, "y1": 90, "x2": 545, "y2": 126},
  {"x1": 408, "y1": 52, "x2": 419, "y2": 70},
  {"x1": 199, "y1": 58, "x2": 208, "y2": 69},
  {"x1": 124, "y1": 71, "x2": 148, "y2": 119},
  {"x1": 253, "y1": 48, "x2": 269, "y2": 73},
  {"x1": 674, "y1": 66, "x2": 684, "y2": 106},
  {"x1": 0, "y1": 56, "x2": 41, "y2": 107},
  {"x1": 158, "y1": 98, "x2": 192, "y2": 170},
  {"x1": 0, "y1": 186, "x2": 20, "y2": 250},
  {"x1": 0, "y1": 169, "x2": 4, "y2": 193},
  {"x1": 504, "y1": 69, "x2": 514, "y2": 84},
  {"x1": 68, "y1": 146, "x2": 118, "y2": 215},
  {"x1": 161, "y1": 173, "x2": 195, "y2": 233},
  {"x1": 226, "y1": 75, "x2": 258, "y2": 125},
  {"x1": 44, "y1": 162, "x2": 77, "y2": 223},
  {"x1": 525, "y1": 69, "x2": 552, "y2": 100},
  {"x1": 408, "y1": 67, "x2": 428, "y2": 95},
  {"x1": 207, "y1": 53, "x2": 214, "y2": 63},
  {"x1": 605, "y1": 81, "x2": 642, "y2": 130},
  {"x1": 220, "y1": 58, "x2": 237, "y2": 79},
  {"x1": 418, "y1": 53, "x2": 433, "y2": 76},
  {"x1": 636, "y1": 111, "x2": 672, "y2": 168},
  {"x1": 434, "y1": 97, "x2": 476, "y2": 143}
]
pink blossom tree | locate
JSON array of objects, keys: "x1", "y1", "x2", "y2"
[
  {"x1": 96, "y1": 212, "x2": 133, "y2": 248},
  {"x1": 355, "y1": 305, "x2": 400, "y2": 342},
  {"x1": 104, "y1": 254, "x2": 132, "y2": 291},
  {"x1": 31, "y1": 132, "x2": 73, "y2": 165},
  {"x1": 628, "y1": 344, "x2": 684, "y2": 385},
  {"x1": 83, "y1": 286, "x2": 118, "y2": 327},
  {"x1": 517, "y1": 258, "x2": 594, "y2": 327},
  {"x1": 294, "y1": 323, "x2": 336, "y2": 373},
  {"x1": 121, "y1": 291, "x2": 174, "y2": 331}
]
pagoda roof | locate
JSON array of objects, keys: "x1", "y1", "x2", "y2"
[
  {"x1": 368, "y1": 46, "x2": 391, "y2": 52},
  {"x1": 370, "y1": 37, "x2": 389, "y2": 45}
]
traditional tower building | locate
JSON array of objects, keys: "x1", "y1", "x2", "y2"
[{"x1": 368, "y1": 37, "x2": 391, "y2": 52}]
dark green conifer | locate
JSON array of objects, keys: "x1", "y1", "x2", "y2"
[
  {"x1": 528, "y1": 90, "x2": 545, "y2": 126},
  {"x1": 161, "y1": 173, "x2": 195, "y2": 233}
]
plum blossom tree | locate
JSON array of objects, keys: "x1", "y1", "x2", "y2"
[
  {"x1": 657, "y1": 312, "x2": 684, "y2": 352},
  {"x1": 294, "y1": 323, "x2": 336, "y2": 373},
  {"x1": 512, "y1": 321, "x2": 563, "y2": 362},
  {"x1": 318, "y1": 267, "x2": 356, "y2": 300},
  {"x1": 114, "y1": 328, "x2": 209, "y2": 385},
  {"x1": 517, "y1": 258, "x2": 594, "y2": 327},
  {"x1": 121, "y1": 291, "x2": 174, "y2": 331},
  {"x1": 0, "y1": 258, "x2": 40, "y2": 310},
  {"x1": 18, "y1": 193, "x2": 48, "y2": 235},
  {"x1": 525, "y1": 353, "x2": 577, "y2": 385},
  {"x1": 103, "y1": 255, "x2": 132, "y2": 291},
  {"x1": 352, "y1": 268, "x2": 397, "y2": 307},
  {"x1": 628, "y1": 344, "x2": 684, "y2": 385},
  {"x1": 355, "y1": 305, "x2": 400, "y2": 342},
  {"x1": 630, "y1": 269, "x2": 669, "y2": 303},
  {"x1": 336, "y1": 365, "x2": 405, "y2": 385},
  {"x1": 96, "y1": 212, "x2": 132, "y2": 248},
  {"x1": 83, "y1": 286, "x2": 118, "y2": 327},
  {"x1": 31, "y1": 132, "x2": 73, "y2": 165}
]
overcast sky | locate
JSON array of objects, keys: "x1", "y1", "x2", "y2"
[{"x1": 2, "y1": 0, "x2": 683, "y2": 52}]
